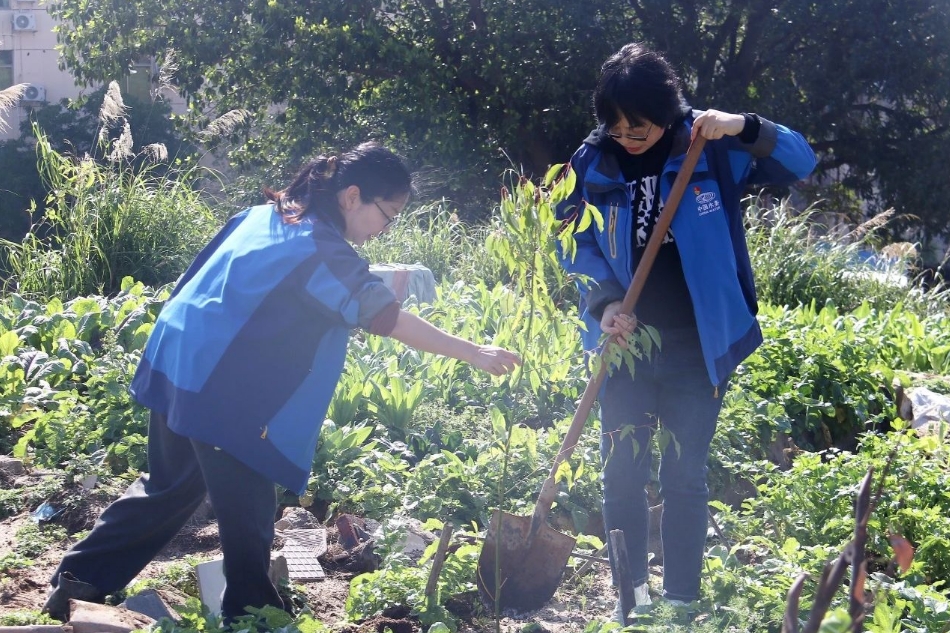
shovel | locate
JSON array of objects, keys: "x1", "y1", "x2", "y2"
[{"x1": 477, "y1": 137, "x2": 708, "y2": 615}]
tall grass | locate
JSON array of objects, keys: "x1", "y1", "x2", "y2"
[
  {"x1": 745, "y1": 195, "x2": 949, "y2": 318},
  {"x1": 0, "y1": 84, "x2": 27, "y2": 134},
  {"x1": 1, "y1": 82, "x2": 223, "y2": 301},
  {"x1": 1, "y1": 125, "x2": 220, "y2": 300}
]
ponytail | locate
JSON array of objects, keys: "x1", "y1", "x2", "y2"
[{"x1": 265, "y1": 143, "x2": 412, "y2": 230}]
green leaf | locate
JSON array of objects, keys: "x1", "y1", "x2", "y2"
[
  {"x1": 818, "y1": 608, "x2": 852, "y2": 633},
  {"x1": 554, "y1": 459, "x2": 573, "y2": 487},
  {"x1": 576, "y1": 206, "x2": 592, "y2": 233},
  {"x1": 543, "y1": 163, "x2": 563, "y2": 188},
  {"x1": 490, "y1": 406, "x2": 508, "y2": 443},
  {"x1": 0, "y1": 330, "x2": 21, "y2": 357}
]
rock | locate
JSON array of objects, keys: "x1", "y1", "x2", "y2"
[
  {"x1": 67, "y1": 600, "x2": 154, "y2": 633},
  {"x1": 335, "y1": 514, "x2": 365, "y2": 550},
  {"x1": 0, "y1": 456, "x2": 25, "y2": 477},
  {"x1": 381, "y1": 518, "x2": 435, "y2": 562},
  {"x1": 275, "y1": 507, "x2": 319, "y2": 531},
  {"x1": 269, "y1": 555, "x2": 290, "y2": 585},
  {"x1": 120, "y1": 589, "x2": 174, "y2": 622}
]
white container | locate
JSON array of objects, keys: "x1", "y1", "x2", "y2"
[{"x1": 369, "y1": 263, "x2": 437, "y2": 305}]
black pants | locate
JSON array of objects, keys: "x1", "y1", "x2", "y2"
[{"x1": 51, "y1": 411, "x2": 283, "y2": 620}]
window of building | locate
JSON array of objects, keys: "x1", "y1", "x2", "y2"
[
  {"x1": 0, "y1": 51, "x2": 13, "y2": 90},
  {"x1": 0, "y1": 0, "x2": 10, "y2": 9},
  {"x1": 124, "y1": 60, "x2": 154, "y2": 103}
]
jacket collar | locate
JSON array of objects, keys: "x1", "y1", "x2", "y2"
[{"x1": 582, "y1": 112, "x2": 695, "y2": 189}]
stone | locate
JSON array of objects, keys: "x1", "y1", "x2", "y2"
[
  {"x1": 120, "y1": 589, "x2": 174, "y2": 622},
  {"x1": 0, "y1": 456, "x2": 25, "y2": 477},
  {"x1": 274, "y1": 506, "x2": 319, "y2": 531},
  {"x1": 67, "y1": 600, "x2": 154, "y2": 633}
]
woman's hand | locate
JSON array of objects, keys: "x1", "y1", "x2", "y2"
[
  {"x1": 691, "y1": 109, "x2": 745, "y2": 141},
  {"x1": 388, "y1": 310, "x2": 520, "y2": 375},
  {"x1": 600, "y1": 301, "x2": 637, "y2": 348},
  {"x1": 469, "y1": 346, "x2": 522, "y2": 376}
]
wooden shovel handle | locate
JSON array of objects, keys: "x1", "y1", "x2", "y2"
[{"x1": 529, "y1": 137, "x2": 707, "y2": 533}]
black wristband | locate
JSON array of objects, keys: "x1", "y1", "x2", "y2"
[{"x1": 739, "y1": 112, "x2": 761, "y2": 143}]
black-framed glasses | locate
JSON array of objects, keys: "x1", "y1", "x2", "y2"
[
  {"x1": 606, "y1": 122, "x2": 655, "y2": 142},
  {"x1": 374, "y1": 201, "x2": 397, "y2": 228}
]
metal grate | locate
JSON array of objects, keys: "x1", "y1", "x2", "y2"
[{"x1": 277, "y1": 528, "x2": 327, "y2": 581}]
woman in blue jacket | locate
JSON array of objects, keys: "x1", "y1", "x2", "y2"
[
  {"x1": 556, "y1": 43, "x2": 815, "y2": 620},
  {"x1": 43, "y1": 142, "x2": 521, "y2": 623}
]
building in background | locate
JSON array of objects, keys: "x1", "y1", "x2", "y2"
[{"x1": 0, "y1": 0, "x2": 184, "y2": 141}]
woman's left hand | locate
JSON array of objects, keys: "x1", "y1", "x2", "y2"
[{"x1": 691, "y1": 109, "x2": 745, "y2": 141}]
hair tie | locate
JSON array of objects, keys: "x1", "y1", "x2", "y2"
[{"x1": 326, "y1": 156, "x2": 338, "y2": 178}]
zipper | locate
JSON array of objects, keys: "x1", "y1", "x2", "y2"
[{"x1": 608, "y1": 204, "x2": 618, "y2": 259}]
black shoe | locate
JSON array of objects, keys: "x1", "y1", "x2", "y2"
[{"x1": 41, "y1": 572, "x2": 104, "y2": 622}]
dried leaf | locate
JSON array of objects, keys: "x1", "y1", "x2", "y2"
[
  {"x1": 852, "y1": 560, "x2": 866, "y2": 603},
  {"x1": 888, "y1": 533, "x2": 915, "y2": 574}
]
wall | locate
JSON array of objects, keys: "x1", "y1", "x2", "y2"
[{"x1": 0, "y1": 0, "x2": 186, "y2": 141}]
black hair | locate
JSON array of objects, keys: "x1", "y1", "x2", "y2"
[
  {"x1": 593, "y1": 43, "x2": 688, "y2": 130},
  {"x1": 265, "y1": 142, "x2": 413, "y2": 229}
]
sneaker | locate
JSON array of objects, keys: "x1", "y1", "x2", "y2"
[{"x1": 633, "y1": 583, "x2": 652, "y2": 607}]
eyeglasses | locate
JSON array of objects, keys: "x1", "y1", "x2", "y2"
[
  {"x1": 374, "y1": 201, "x2": 397, "y2": 228},
  {"x1": 606, "y1": 122, "x2": 655, "y2": 142}
]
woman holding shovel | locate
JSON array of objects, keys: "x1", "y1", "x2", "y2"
[
  {"x1": 42, "y1": 142, "x2": 521, "y2": 624},
  {"x1": 555, "y1": 43, "x2": 815, "y2": 622}
]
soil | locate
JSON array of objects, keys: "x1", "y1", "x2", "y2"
[{"x1": 0, "y1": 470, "x2": 623, "y2": 632}]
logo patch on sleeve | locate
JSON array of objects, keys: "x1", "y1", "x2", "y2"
[{"x1": 694, "y1": 187, "x2": 721, "y2": 216}]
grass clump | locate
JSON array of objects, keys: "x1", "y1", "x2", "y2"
[
  {"x1": 2, "y1": 82, "x2": 221, "y2": 301},
  {"x1": 1, "y1": 126, "x2": 220, "y2": 301},
  {"x1": 746, "y1": 195, "x2": 949, "y2": 318},
  {"x1": 0, "y1": 611, "x2": 59, "y2": 626}
]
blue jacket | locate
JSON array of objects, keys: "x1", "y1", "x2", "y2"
[
  {"x1": 558, "y1": 112, "x2": 816, "y2": 385},
  {"x1": 130, "y1": 204, "x2": 399, "y2": 494}
]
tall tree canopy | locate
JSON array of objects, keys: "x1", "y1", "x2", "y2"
[{"x1": 48, "y1": 0, "x2": 950, "y2": 239}]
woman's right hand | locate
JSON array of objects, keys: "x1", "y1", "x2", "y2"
[
  {"x1": 468, "y1": 345, "x2": 522, "y2": 376},
  {"x1": 600, "y1": 301, "x2": 637, "y2": 345}
]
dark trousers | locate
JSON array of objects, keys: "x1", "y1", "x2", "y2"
[
  {"x1": 599, "y1": 328, "x2": 726, "y2": 602},
  {"x1": 51, "y1": 411, "x2": 283, "y2": 620}
]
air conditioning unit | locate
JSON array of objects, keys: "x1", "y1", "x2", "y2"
[
  {"x1": 22, "y1": 84, "x2": 46, "y2": 104},
  {"x1": 13, "y1": 12, "x2": 37, "y2": 32}
]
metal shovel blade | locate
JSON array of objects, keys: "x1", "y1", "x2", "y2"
[{"x1": 476, "y1": 509, "x2": 576, "y2": 615}]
